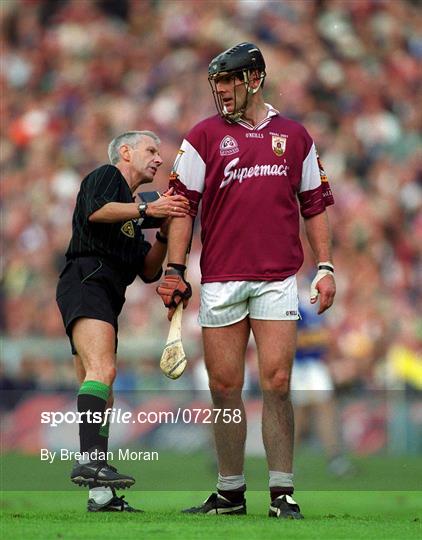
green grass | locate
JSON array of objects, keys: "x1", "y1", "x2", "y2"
[
  {"x1": 1, "y1": 491, "x2": 421, "y2": 540},
  {"x1": 1, "y1": 452, "x2": 421, "y2": 539},
  {"x1": 1, "y1": 451, "x2": 421, "y2": 490}
]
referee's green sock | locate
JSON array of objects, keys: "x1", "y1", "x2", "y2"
[
  {"x1": 99, "y1": 419, "x2": 110, "y2": 453},
  {"x1": 77, "y1": 380, "x2": 110, "y2": 456}
]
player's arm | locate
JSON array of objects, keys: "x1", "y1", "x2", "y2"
[
  {"x1": 156, "y1": 215, "x2": 193, "y2": 320},
  {"x1": 298, "y1": 136, "x2": 335, "y2": 315},
  {"x1": 304, "y1": 210, "x2": 332, "y2": 263},
  {"x1": 167, "y1": 214, "x2": 193, "y2": 264},
  {"x1": 156, "y1": 134, "x2": 204, "y2": 318},
  {"x1": 141, "y1": 208, "x2": 192, "y2": 281},
  {"x1": 304, "y1": 210, "x2": 335, "y2": 314},
  {"x1": 140, "y1": 221, "x2": 170, "y2": 282}
]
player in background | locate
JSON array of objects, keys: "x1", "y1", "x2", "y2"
[
  {"x1": 157, "y1": 43, "x2": 335, "y2": 519},
  {"x1": 291, "y1": 298, "x2": 355, "y2": 477},
  {"x1": 56, "y1": 131, "x2": 189, "y2": 511}
]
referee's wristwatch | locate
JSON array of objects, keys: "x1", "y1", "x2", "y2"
[{"x1": 137, "y1": 202, "x2": 148, "y2": 219}]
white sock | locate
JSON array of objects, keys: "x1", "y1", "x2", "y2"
[
  {"x1": 269, "y1": 471, "x2": 294, "y2": 488},
  {"x1": 89, "y1": 486, "x2": 113, "y2": 504},
  {"x1": 217, "y1": 473, "x2": 246, "y2": 492}
]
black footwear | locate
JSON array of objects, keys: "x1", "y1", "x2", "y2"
[
  {"x1": 71, "y1": 462, "x2": 135, "y2": 489},
  {"x1": 269, "y1": 494, "x2": 304, "y2": 519},
  {"x1": 182, "y1": 493, "x2": 246, "y2": 515},
  {"x1": 87, "y1": 490, "x2": 143, "y2": 512}
]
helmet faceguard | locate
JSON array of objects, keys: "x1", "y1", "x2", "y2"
[{"x1": 208, "y1": 43, "x2": 266, "y2": 121}]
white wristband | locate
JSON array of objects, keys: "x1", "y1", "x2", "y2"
[{"x1": 310, "y1": 262, "x2": 334, "y2": 300}]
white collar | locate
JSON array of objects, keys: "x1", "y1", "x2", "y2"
[{"x1": 235, "y1": 103, "x2": 280, "y2": 130}]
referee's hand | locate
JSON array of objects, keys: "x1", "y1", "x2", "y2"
[{"x1": 148, "y1": 188, "x2": 190, "y2": 218}]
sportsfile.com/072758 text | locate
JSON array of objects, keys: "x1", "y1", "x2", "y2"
[{"x1": 40, "y1": 408, "x2": 243, "y2": 427}]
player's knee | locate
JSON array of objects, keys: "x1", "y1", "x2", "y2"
[
  {"x1": 263, "y1": 369, "x2": 291, "y2": 396},
  {"x1": 209, "y1": 376, "x2": 243, "y2": 400}
]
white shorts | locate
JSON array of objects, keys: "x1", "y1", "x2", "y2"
[
  {"x1": 198, "y1": 276, "x2": 299, "y2": 327},
  {"x1": 290, "y1": 359, "x2": 334, "y2": 405}
]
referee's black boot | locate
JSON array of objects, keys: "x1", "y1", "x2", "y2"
[
  {"x1": 71, "y1": 460, "x2": 135, "y2": 489},
  {"x1": 87, "y1": 488, "x2": 143, "y2": 512}
]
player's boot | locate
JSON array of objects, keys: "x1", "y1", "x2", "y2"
[
  {"x1": 269, "y1": 494, "x2": 304, "y2": 519},
  {"x1": 182, "y1": 493, "x2": 246, "y2": 515},
  {"x1": 87, "y1": 488, "x2": 143, "y2": 512},
  {"x1": 71, "y1": 461, "x2": 135, "y2": 489}
]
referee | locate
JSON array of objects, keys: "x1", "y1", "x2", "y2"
[{"x1": 56, "y1": 130, "x2": 189, "y2": 512}]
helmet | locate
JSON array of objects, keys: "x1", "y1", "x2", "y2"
[
  {"x1": 208, "y1": 42, "x2": 266, "y2": 78},
  {"x1": 208, "y1": 43, "x2": 266, "y2": 121}
]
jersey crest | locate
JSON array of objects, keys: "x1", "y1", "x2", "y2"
[
  {"x1": 220, "y1": 135, "x2": 239, "y2": 156},
  {"x1": 272, "y1": 135, "x2": 287, "y2": 156},
  {"x1": 121, "y1": 221, "x2": 135, "y2": 238}
]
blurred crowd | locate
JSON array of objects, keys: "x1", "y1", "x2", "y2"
[{"x1": 1, "y1": 0, "x2": 421, "y2": 393}]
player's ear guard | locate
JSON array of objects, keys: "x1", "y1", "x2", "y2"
[{"x1": 137, "y1": 191, "x2": 165, "y2": 228}]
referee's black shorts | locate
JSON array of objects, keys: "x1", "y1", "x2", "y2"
[{"x1": 56, "y1": 257, "x2": 127, "y2": 355}]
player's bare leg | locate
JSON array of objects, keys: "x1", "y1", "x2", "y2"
[
  {"x1": 251, "y1": 319, "x2": 303, "y2": 519},
  {"x1": 203, "y1": 318, "x2": 250, "y2": 477},
  {"x1": 251, "y1": 319, "x2": 296, "y2": 472},
  {"x1": 177, "y1": 318, "x2": 252, "y2": 514},
  {"x1": 183, "y1": 319, "x2": 249, "y2": 514}
]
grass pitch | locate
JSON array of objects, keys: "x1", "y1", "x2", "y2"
[
  {"x1": 1, "y1": 490, "x2": 421, "y2": 540},
  {"x1": 1, "y1": 452, "x2": 421, "y2": 539}
]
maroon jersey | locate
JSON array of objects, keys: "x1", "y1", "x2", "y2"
[{"x1": 170, "y1": 105, "x2": 334, "y2": 283}]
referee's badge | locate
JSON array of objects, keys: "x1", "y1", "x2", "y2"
[
  {"x1": 121, "y1": 221, "x2": 135, "y2": 238},
  {"x1": 272, "y1": 135, "x2": 287, "y2": 156}
]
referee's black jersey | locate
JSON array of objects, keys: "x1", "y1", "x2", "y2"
[{"x1": 65, "y1": 164, "x2": 151, "y2": 281}]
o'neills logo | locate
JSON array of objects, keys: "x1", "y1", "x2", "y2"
[
  {"x1": 220, "y1": 135, "x2": 239, "y2": 156},
  {"x1": 220, "y1": 157, "x2": 289, "y2": 188}
]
